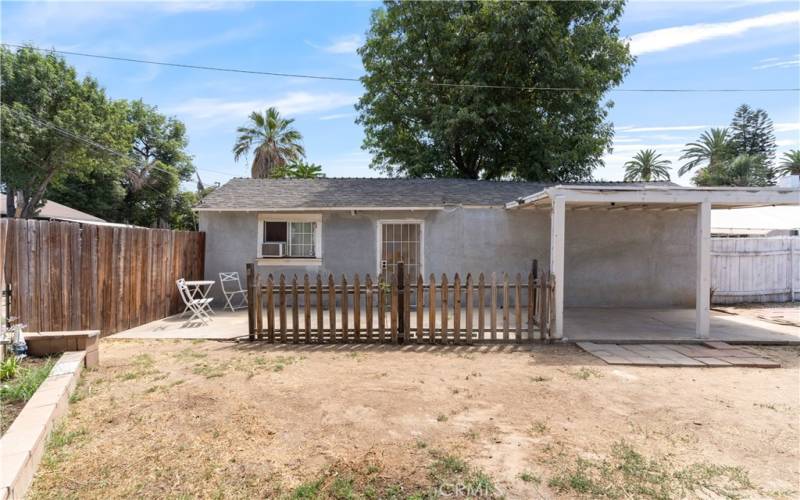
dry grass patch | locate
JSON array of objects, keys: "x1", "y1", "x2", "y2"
[{"x1": 27, "y1": 340, "x2": 800, "y2": 499}]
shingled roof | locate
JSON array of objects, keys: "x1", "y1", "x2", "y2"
[{"x1": 195, "y1": 178, "x2": 672, "y2": 211}]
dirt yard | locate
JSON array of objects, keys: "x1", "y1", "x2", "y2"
[{"x1": 29, "y1": 339, "x2": 799, "y2": 499}]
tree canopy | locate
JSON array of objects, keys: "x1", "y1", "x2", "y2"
[
  {"x1": 1, "y1": 45, "x2": 198, "y2": 228},
  {"x1": 1, "y1": 46, "x2": 130, "y2": 218},
  {"x1": 233, "y1": 107, "x2": 305, "y2": 178},
  {"x1": 357, "y1": 0, "x2": 633, "y2": 181},
  {"x1": 677, "y1": 104, "x2": 779, "y2": 187},
  {"x1": 623, "y1": 149, "x2": 671, "y2": 182}
]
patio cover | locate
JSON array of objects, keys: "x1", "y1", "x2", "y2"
[{"x1": 506, "y1": 185, "x2": 800, "y2": 340}]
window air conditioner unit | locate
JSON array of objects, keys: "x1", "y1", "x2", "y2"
[{"x1": 261, "y1": 242, "x2": 285, "y2": 257}]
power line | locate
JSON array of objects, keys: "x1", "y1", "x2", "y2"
[
  {"x1": 1, "y1": 103, "x2": 234, "y2": 181},
  {"x1": 4, "y1": 43, "x2": 798, "y2": 93},
  {"x1": 2, "y1": 104, "x2": 197, "y2": 200}
]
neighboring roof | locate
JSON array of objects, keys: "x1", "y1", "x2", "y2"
[
  {"x1": 711, "y1": 205, "x2": 800, "y2": 231},
  {"x1": 0, "y1": 194, "x2": 105, "y2": 222},
  {"x1": 508, "y1": 184, "x2": 800, "y2": 210},
  {"x1": 195, "y1": 178, "x2": 674, "y2": 211}
]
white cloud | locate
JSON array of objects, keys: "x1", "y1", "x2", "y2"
[
  {"x1": 775, "y1": 122, "x2": 800, "y2": 133},
  {"x1": 319, "y1": 113, "x2": 356, "y2": 121},
  {"x1": 168, "y1": 91, "x2": 358, "y2": 127},
  {"x1": 155, "y1": 2, "x2": 249, "y2": 14},
  {"x1": 753, "y1": 54, "x2": 800, "y2": 69},
  {"x1": 616, "y1": 124, "x2": 712, "y2": 133},
  {"x1": 629, "y1": 10, "x2": 800, "y2": 55},
  {"x1": 307, "y1": 35, "x2": 362, "y2": 54}
]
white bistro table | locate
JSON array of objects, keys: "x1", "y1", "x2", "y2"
[{"x1": 181, "y1": 280, "x2": 215, "y2": 317}]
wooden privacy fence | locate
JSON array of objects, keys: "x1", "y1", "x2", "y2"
[
  {"x1": 711, "y1": 236, "x2": 799, "y2": 304},
  {"x1": 246, "y1": 262, "x2": 555, "y2": 344},
  {"x1": 0, "y1": 218, "x2": 205, "y2": 336}
]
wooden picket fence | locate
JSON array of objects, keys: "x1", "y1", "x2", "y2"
[
  {"x1": 0, "y1": 218, "x2": 205, "y2": 336},
  {"x1": 246, "y1": 262, "x2": 555, "y2": 344}
]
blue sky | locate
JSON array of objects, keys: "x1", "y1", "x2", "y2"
[{"x1": 2, "y1": 0, "x2": 799, "y2": 187}]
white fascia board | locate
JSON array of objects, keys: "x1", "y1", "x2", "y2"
[{"x1": 507, "y1": 186, "x2": 800, "y2": 209}]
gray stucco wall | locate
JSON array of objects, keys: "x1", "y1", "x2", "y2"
[{"x1": 199, "y1": 207, "x2": 696, "y2": 308}]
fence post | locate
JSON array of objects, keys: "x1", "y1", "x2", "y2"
[
  {"x1": 246, "y1": 262, "x2": 255, "y2": 340},
  {"x1": 397, "y1": 262, "x2": 405, "y2": 344}
]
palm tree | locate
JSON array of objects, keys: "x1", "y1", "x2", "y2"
[
  {"x1": 777, "y1": 149, "x2": 800, "y2": 176},
  {"x1": 232, "y1": 107, "x2": 305, "y2": 178},
  {"x1": 678, "y1": 128, "x2": 732, "y2": 177},
  {"x1": 623, "y1": 149, "x2": 671, "y2": 182},
  {"x1": 289, "y1": 162, "x2": 324, "y2": 178}
]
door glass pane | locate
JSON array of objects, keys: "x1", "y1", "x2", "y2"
[{"x1": 380, "y1": 223, "x2": 421, "y2": 279}]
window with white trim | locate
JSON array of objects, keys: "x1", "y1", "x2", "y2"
[{"x1": 258, "y1": 216, "x2": 321, "y2": 259}]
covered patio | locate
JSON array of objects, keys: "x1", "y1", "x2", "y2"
[{"x1": 508, "y1": 185, "x2": 800, "y2": 342}]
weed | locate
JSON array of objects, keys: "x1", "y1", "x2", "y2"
[
  {"x1": 436, "y1": 414, "x2": 448, "y2": 422},
  {"x1": 415, "y1": 439, "x2": 428, "y2": 449},
  {"x1": 529, "y1": 375, "x2": 551, "y2": 382},
  {"x1": 529, "y1": 419, "x2": 549, "y2": 435},
  {"x1": 0, "y1": 357, "x2": 55, "y2": 403},
  {"x1": 430, "y1": 453, "x2": 466, "y2": 476},
  {"x1": 0, "y1": 356, "x2": 19, "y2": 381},
  {"x1": 173, "y1": 349, "x2": 207, "y2": 361},
  {"x1": 330, "y1": 476, "x2": 356, "y2": 499},
  {"x1": 193, "y1": 362, "x2": 228, "y2": 379},
  {"x1": 117, "y1": 354, "x2": 161, "y2": 381},
  {"x1": 571, "y1": 367, "x2": 601, "y2": 380},
  {"x1": 548, "y1": 440, "x2": 756, "y2": 499},
  {"x1": 519, "y1": 471, "x2": 540, "y2": 484},
  {"x1": 41, "y1": 424, "x2": 88, "y2": 469},
  {"x1": 290, "y1": 479, "x2": 322, "y2": 499}
]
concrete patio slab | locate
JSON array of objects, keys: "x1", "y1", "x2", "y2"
[
  {"x1": 110, "y1": 306, "x2": 799, "y2": 345},
  {"x1": 565, "y1": 307, "x2": 800, "y2": 344}
]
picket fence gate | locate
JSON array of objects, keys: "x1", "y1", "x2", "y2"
[{"x1": 246, "y1": 262, "x2": 555, "y2": 344}]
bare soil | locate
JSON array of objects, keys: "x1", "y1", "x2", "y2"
[{"x1": 29, "y1": 339, "x2": 799, "y2": 499}]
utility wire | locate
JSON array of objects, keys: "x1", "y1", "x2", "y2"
[
  {"x1": 3, "y1": 43, "x2": 798, "y2": 93},
  {"x1": 1, "y1": 103, "x2": 234, "y2": 180},
  {"x1": 2, "y1": 104, "x2": 193, "y2": 200}
]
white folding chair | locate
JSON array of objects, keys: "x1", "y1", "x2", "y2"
[
  {"x1": 219, "y1": 272, "x2": 248, "y2": 312},
  {"x1": 177, "y1": 278, "x2": 213, "y2": 326}
]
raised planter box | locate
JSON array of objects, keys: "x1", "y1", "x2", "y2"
[
  {"x1": 0, "y1": 351, "x2": 86, "y2": 500},
  {"x1": 25, "y1": 330, "x2": 99, "y2": 368}
]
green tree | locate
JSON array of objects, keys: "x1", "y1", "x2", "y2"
[
  {"x1": 119, "y1": 99, "x2": 195, "y2": 228},
  {"x1": 0, "y1": 45, "x2": 130, "y2": 218},
  {"x1": 693, "y1": 154, "x2": 773, "y2": 187},
  {"x1": 272, "y1": 162, "x2": 325, "y2": 179},
  {"x1": 729, "y1": 104, "x2": 776, "y2": 163},
  {"x1": 357, "y1": 0, "x2": 633, "y2": 181},
  {"x1": 777, "y1": 149, "x2": 800, "y2": 176},
  {"x1": 623, "y1": 149, "x2": 671, "y2": 182},
  {"x1": 678, "y1": 128, "x2": 733, "y2": 178},
  {"x1": 233, "y1": 107, "x2": 305, "y2": 178}
]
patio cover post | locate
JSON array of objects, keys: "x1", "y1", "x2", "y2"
[
  {"x1": 550, "y1": 195, "x2": 566, "y2": 339},
  {"x1": 695, "y1": 200, "x2": 711, "y2": 339}
]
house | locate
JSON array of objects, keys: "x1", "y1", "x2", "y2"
[
  {"x1": 196, "y1": 178, "x2": 799, "y2": 340},
  {"x1": 0, "y1": 194, "x2": 105, "y2": 224}
]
